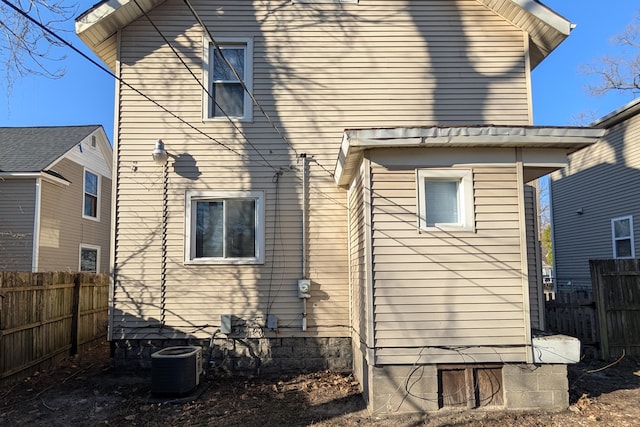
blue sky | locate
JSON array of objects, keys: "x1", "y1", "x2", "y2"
[{"x1": 0, "y1": 0, "x2": 638, "y2": 145}]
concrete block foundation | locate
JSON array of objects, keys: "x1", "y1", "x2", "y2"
[
  {"x1": 363, "y1": 363, "x2": 569, "y2": 415},
  {"x1": 111, "y1": 337, "x2": 352, "y2": 375}
]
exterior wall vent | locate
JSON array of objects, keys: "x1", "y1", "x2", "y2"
[{"x1": 151, "y1": 346, "x2": 202, "y2": 395}]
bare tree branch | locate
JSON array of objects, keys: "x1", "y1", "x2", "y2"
[
  {"x1": 0, "y1": 0, "x2": 76, "y2": 92},
  {"x1": 582, "y1": 12, "x2": 640, "y2": 96}
]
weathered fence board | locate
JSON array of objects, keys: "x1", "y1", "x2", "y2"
[
  {"x1": 546, "y1": 259, "x2": 640, "y2": 360},
  {"x1": 0, "y1": 272, "x2": 109, "y2": 384},
  {"x1": 545, "y1": 291, "x2": 598, "y2": 357},
  {"x1": 590, "y1": 259, "x2": 640, "y2": 359}
]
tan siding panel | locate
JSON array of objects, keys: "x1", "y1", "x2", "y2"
[
  {"x1": 370, "y1": 165, "x2": 526, "y2": 362},
  {"x1": 113, "y1": 0, "x2": 530, "y2": 339},
  {"x1": 38, "y1": 159, "x2": 112, "y2": 273}
]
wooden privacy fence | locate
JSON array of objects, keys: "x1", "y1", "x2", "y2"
[
  {"x1": 545, "y1": 259, "x2": 640, "y2": 359},
  {"x1": 590, "y1": 259, "x2": 640, "y2": 359},
  {"x1": 545, "y1": 291, "x2": 598, "y2": 356},
  {"x1": 0, "y1": 272, "x2": 109, "y2": 383}
]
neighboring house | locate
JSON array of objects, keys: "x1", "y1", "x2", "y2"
[
  {"x1": 76, "y1": 0, "x2": 603, "y2": 413},
  {"x1": 551, "y1": 98, "x2": 640, "y2": 291},
  {"x1": 0, "y1": 126, "x2": 112, "y2": 274}
]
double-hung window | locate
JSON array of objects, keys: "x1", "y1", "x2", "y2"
[
  {"x1": 83, "y1": 169, "x2": 99, "y2": 220},
  {"x1": 79, "y1": 245, "x2": 99, "y2": 273},
  {"x1": 417, "y1": 169, "x2": 474, "y2": 232},
  {"x1": 204, "y1": 39, "x2": 253, "y2": 121},
  {"x1": 185, "y1": 190, "x2": 264, "y2": 264},
  {"x1": 611, "y1": 216, "x2": 635, "y2": 259}
]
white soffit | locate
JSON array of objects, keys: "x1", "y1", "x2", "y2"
[
  {"x1": 334, "y1": 126, "x2": 605, "y2": 187},
  {"x1": 75, "y1": 0, "x2": 166, "y2": 51}
]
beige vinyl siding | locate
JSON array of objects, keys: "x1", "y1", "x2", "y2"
[
  {"x1": 348, "y1": 160, "x2": 370, "y2": 382},
  {"x1": 38, "y1": 159, "x2": 112, "y2": 273},
  {"x1": 551, "y1": 112, "x2": 640, "y2": 287},
  {"x1": 0, "y1": 179, "x2": 36, "y2": 271},
  {"x1": 524, "y1": 184, "x2": 543, "y2": 329},
  {"x1": 113, "y1": 0, "x2": 531, "y2": 338},
  {"x1": 370, "y1": 164, "x2": 527, "y2": 364}
]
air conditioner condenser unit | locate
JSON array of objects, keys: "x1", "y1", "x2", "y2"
[{"x1": 151, "y1": 346, "x2": 203, "y2": 395}]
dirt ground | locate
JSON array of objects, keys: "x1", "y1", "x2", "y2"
[{"x1": 1, "y1": 342, "x2": 640, "y2": 426}]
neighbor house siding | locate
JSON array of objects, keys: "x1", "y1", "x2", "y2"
[
  {"x1": 551, "y1": 110, "x2": 640, "y2": 288},
  {"x1": 369, "y1": 163, "x2": 527, "y2": 364},
  {"x1": 38, "y1": 158, "x2": 112, "y2": 273},
  {"x1": 112, "y1": 0, "x2": 532, "y2": 337},
  {"x1": 0, "y1": 179, "x2": 36, "y2": 271}
]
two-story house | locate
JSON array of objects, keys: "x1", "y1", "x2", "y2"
[
  {"x1": 0, "y1": 125, "x2": 112, "y2": 273},
  {"x1": 551, "y1": 98, "x2": 640, "y2": 290},
  {"x1": 76, "y1": 0, "x2": 603, "y2": 413}
]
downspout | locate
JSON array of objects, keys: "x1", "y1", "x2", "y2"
[{"x1": 32, "y1": 177, "x2": 42, "y2": 272}]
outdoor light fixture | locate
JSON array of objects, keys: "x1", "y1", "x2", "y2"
[{"x1": 152, "y1": 140, "x2": 168, "y2": 164}]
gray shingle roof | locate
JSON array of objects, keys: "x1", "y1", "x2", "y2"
[{"x1": 0, "y1": 125, "x2": 101, "y2": 172}]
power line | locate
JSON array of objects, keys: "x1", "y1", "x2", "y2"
[
  {"x1": 0, "y1": 0, "x2": 273, "y2": 169},
  {"x1": 131, "y1": 0, "x2": 278, "y2": 172},
  {"x1": 182, "y1": 0, "x2": 300, "y2": 158}
]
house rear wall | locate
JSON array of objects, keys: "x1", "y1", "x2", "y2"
[{"x1": 112, "y1": 0, "x2": 532, "y2": 342}]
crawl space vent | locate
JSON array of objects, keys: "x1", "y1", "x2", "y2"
[{"x1": 151, "y1": 346, "x2": 202, "y2": 395}]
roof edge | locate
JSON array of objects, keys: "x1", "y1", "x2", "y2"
[{"x1": 592, "y1": 97, "x2": 640, "y2": 129}]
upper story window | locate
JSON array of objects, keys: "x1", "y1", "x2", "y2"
[
  {"x1": 417, "y1": 169, "x2": 474, "y2": 232},
  {"x1": 204, "y1": 39, "x2": 253, "y2": 121},
  {"x1": 612, "y1": 216, "x2": 634, "y2": 259},
  {"x1": 185, "y1": 190, "x2": 265, "y2": 264},
  {"x1": 83, "y1": 169, "x2": 100, "y2": 220}
]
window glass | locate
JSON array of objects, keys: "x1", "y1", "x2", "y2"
[
  {"x1": 84, "y1": 170, "x2": 98, "y2": 218},
  {"x1": 425, "y1": 180, "x2": 459, "y2": 226},
  {"x1": 80, "y1": 247, "x2": 98, "y2": 273},
  {"x1": 187, "y1": 191, "x2": 263, "y2": 264},
  {"x1": 196, "y1": 201, "x2": 224, "y2": 258},
  {"x1": 210, "y1": 45, "x2": 247, "y2": 118},
  {"x1": 612, "y1": 216, "x2": 635, "y2": 258},
  {"x1": 417, "y1": 169, "x2": 473, "y2": 232}
]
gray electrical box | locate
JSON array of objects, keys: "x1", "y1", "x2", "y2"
[{"x1": 220, "y1": 314, "x2": 232, "y2": 334}]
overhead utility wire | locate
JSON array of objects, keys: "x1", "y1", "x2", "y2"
[
  {"x1": 182, "y1": 0, "x2": 300, "y2": 158},
  {"x1": 0, "y1": 0, "x2": 272, "y2": 168},
  {"x1": 131, "y1": 0, "x2": 277, "y2": 172}
]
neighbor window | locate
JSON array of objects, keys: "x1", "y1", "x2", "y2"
[
  {"x1": 79, "y1": 245, "x2": 99, "y2": 273},
  {"x1": 185, "y1": 190, "x2": 264, "y2": 264},
  {"x1": 612, "y1": 216, "x2": 634, "y2": 259},
  {"x1": 83, "y1": 169, "x2": 99, "y2": 220},
  {"x1": 204, "y1": 39, "x2": 253, "y2": 121},
  {"x1": 417, "y1": 169, "x2": 474, "y2": 232}
]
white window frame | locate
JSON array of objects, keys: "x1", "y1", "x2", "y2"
[
  {"x1": 79, "y1": 244, "x2": 100, "y2": 273},
  {"x1": 185, "y1": 190, "x2": 265, "y2": 265},
  {"x1": 416, "y1": 168, "x2": 474, "y2": 232},
  {"x1": 83, "y1": 168, "x2": 100, "y2": 221},
  {"x1": 202, "y1": 37, "x2": 253, "y2": 122},
  {"x1": 611, "y1": 215, "x2": 635, "y2": 259}
]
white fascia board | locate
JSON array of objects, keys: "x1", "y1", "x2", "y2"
[
  {"x1": 509, "y1": 0, "x2": 572, "y2": 35},
  {"x1": 334, "y1": 126, "x2": 605, "y2": 187},
  {"x1": 0, "y1": 172, "x2": 71, "y2": 187}
]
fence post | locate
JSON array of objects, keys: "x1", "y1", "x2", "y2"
[
  {"x1": 70, "y1": 274, "x2": 81, "y2": 355},
  {"x1": 590, "y1": 260, "x2": 609, "y2": 359}
]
